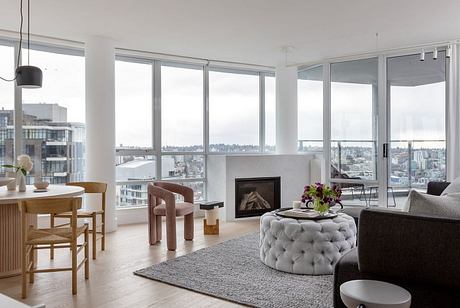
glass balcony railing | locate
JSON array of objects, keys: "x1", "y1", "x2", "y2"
[{"x1": 298, "y1": 139, "x2": 446, "y2": 190}]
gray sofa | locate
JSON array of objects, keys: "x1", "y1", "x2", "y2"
[{"x1": 333, "y1": 182, "x2": 460, "y2": 307}]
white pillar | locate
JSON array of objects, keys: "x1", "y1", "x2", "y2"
[
  {"x1": 276, "y1": 64, "x2": 298, "y2": 154},
  {"x1": 85, "y1": 36, "x2": 117, "y2": 232}
]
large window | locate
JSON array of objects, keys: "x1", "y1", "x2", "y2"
[
  {"x1": 115, "y1": 58, "x2": 152, "y2": 148},
  {"x1": 388, "y1": 51, "x2": 446, "y2": 192},
  {"x1": 0, "y1": 43, "x2": 15, "y2": 173},
  {"x1": 330, "y1": 58, "x2": 378, "y2": 181},
  {"x1": 264, "y1": 75, "x2": 276, "y2": 152},
  {"x1": 161, "y1": 64, "x2": 203, "y2": 151},
  {"x1": 115, "y1": 58, "x2": 154, "y2": 208},
  {"x1": 209, "y1": 69, "x2": 260, "y2": 152},
  {"x1": 21, "y1": 46, "x2": 85, "y2": 184},
  {"x1": 298, "y1": 66, "x2": 323, "y2": 152}
]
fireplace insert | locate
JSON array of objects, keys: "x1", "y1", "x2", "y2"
[{"x1": 235, "y1": 177, "x2": 280, "y2": 218}]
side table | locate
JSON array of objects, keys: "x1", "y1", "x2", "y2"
[
  {"x1": 199, "y1": 201, "x2": 224, "y2": 235},
  {"x1": 340, "y1": 280, "x2": 411, "y2": 308}
]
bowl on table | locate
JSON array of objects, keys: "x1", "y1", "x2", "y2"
[
  {"x1": 34, "y1": 181, "x2": 49, "y2": 190},
  {"x1": 0, "y1": 177, "x2": 15, "y2": 187}
]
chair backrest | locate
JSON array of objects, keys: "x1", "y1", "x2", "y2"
[
  {"x1": 66, "y1": 182, "x2": 107, "y2": 211},
  {"x1": 148, "y1": 183, "x2": 175, "y2": 208},
  {"x1": 153, "y1": 181, "x2": 194, "y2": 203},
  {"x1": 20, "y1": 197, "x2": 81, "y2": 215}
]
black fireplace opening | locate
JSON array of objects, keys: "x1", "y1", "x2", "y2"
[{"x1": 235, "y1": 177, "x2": 281, "y2": 218}]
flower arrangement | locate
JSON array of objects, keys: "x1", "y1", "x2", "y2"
[
  {"x1": 2, "y1": 154, "x2": 34, "y2": 176},
  {"x1": 301, "y1": 182, "x2": 342, "y2": 215}
]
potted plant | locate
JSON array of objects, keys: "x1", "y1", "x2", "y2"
[
  {"x1": 2, "y1": 154, "x2": 33, "y2": 192},
  {"x1": 301, "y1": 182, "x2": 342, "y2": 215}
]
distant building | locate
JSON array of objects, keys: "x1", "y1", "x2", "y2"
[{"x1": 0, "y1": 103, "x2": 85, "y2": 184}]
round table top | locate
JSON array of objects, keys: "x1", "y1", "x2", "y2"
[
  {"x1": 0, "y1": 185, "x2": 84, "y2": 205},
  {"x1": 340, "y1": 280, "x2": 411, "y2": 306}
]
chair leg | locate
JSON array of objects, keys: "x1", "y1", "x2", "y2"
[
  {"x1": 101, "y1": 213, "x2": 105, "y2": 251},
  {"x1": 92, "y1": 213, "x2": 97, "y2": 260},
  {"x1": 71, "y1": 238, "x2": 77, "y2": 295},
  {"x1": 156, "y1": 215, "x2": 162, "y2": 241},
  {"x1": 184, "y1": 213, "x2": 194, "y2": 241},
  {"x1": 149, "y1": 213, "x2": 157, "y2": 245},
  {"x1": 166, "y1": 214, "x2": 176, "y2": 251},
  {"x1": 50, "y1": 214, "x2": 55, "y2": 260},
  {"x1": 84, "y1": 225, "x2": 89, "y2": 279},
  {"x1": 21, "y1": 243, "x2": 27, "y2": 299},
  {"x1": 29, "y1": 245, "x2": 35, "y2": 283}
]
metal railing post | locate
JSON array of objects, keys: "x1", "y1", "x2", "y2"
[{"x1": 408, "y1": 141, "x2": 412, "y2": 189}]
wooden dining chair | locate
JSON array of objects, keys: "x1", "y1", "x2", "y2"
[
  {"x1": 19, "y1": 197, "x2": 89, "y2": 298},
  {"x1": 51, "y1": 182, "x2": 107, "y2": 260}
]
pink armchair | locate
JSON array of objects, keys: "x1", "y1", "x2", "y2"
[{"x1": 147, "y1": 182, "x2": 194, "y2": 251}]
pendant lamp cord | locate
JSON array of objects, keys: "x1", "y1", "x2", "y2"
[
  {"x1": 27, "y1": 0, "x2": 30, "y2": 65},
  {"x1": 0, "y1": 0, "x2": 24, "y2": 82}
]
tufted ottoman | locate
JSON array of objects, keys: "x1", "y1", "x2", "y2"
[{"x1": 259, "y1": 211, "x2": 357, "y2": 275}]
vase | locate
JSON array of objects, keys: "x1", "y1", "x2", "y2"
[
  {"x1": 313, "y1": 199, "x2": 329, "y2": 215},
  {"x1": 17, "y1": 173, "x2": 26, "y2": 192},
  {"x1": 6, "y1": 171, "x2": 16, "y2": 191}
]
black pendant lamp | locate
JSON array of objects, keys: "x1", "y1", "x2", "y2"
[{"x1": 16, "y1": 0, "x2": 42, "y2": 88}]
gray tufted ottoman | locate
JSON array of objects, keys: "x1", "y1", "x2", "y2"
[{"x1": 259, "y1": 211, "x2": 357, "y2": 275}]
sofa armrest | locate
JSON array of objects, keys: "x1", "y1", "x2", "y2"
[
  {"x1": 427, "y1": 181, "x2": 450, "y2": 196},
  {"x1": 358, "y1": 209, "x2": 460, "y2": 290}
]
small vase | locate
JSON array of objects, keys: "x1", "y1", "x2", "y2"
[
  {"x1": 313, "y1": 199, "x2": 329, "y2": 215},
  {"x1": 18, "y1": 173, "x2": 26, "y2": 192},
  {"x1": 6, "y1": 171, "x2": 16, "y2": 191}
]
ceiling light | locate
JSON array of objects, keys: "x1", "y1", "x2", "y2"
[
  {"x1": 16, "y1": 0, "x2": 42, "y2": 88},
  {"x1": 446, "y1": 45, "x2": 452, "y2": 59},
  {"x1": 433, "y1": 47, "x2": 438, "y2": 60},
  {"x1": 420, "y1": 49, "x2": 425, "y2": 61}
]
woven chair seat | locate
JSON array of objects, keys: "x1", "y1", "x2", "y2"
[
  {"x1": 55, "y1": 210, "x2": 104, "y2": 218},
  {"x1": 26, "y1": 226, "x2": 87, "y2": 245}
]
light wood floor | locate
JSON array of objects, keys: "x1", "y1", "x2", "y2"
[{"x1": 0, "y1": 218, "x2": 260, "y2": 308}]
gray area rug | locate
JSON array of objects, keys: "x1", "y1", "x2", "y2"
[{"x1": 134, "y1": 232, "x2": 333, "y2": 308}]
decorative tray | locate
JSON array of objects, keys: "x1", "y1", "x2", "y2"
[{"x1": 275, "y1": 208, "x2": 338, "y2": 220}]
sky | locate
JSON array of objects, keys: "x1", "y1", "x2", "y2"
[{"x1": 0, "y1": 44, "x2": 447, "y2": 151}]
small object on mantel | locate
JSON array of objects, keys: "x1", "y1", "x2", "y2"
[{"x1": 199, "y1": 201, "x2": 224, "y2": 235}]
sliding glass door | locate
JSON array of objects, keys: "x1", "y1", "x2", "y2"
[
  {"x1": 386, "y1": 51, "x2": 447, "y2": 207},
  {"x1": 330, "y1": 58, "x2": 379, "y2": 206}
]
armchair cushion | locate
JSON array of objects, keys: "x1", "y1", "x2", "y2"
[
  {"x1": 441, "y1": 177, "x2": 460, "y2": 196},
  {"x1": 403, "y1": 190, "x2": 460, "y2": 217},
  {"x1": 153, "y1": 202, "x2": 194, "y2": 216}
]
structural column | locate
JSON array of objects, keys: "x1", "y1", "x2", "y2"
[
  {"x1": 85, "y1": 36, "x2": 117, "y2": 232},
  {"x1": 275, "y1": 64, "x2": 298, "y2": 154}
]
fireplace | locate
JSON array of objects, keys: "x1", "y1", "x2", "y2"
[{"x1": 235, "y1": 177, "x2": 281, "y2": 218}]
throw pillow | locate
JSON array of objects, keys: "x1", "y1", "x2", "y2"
[
  {"x1": 404, "y1": 190, "x2": 460, "y2": 217},
  {"x1": 441, "y1": 176, "x2": 460, "y2": 195}
]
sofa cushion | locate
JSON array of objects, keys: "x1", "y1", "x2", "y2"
[
  {"x1": 404, "y1": 190, "x2": 460, "y2": 217},
  {"x1": 441, "y1": 176, "x2": 460, "y2": 195}
]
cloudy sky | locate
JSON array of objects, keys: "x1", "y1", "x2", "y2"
[{"x1": 0, "y1": 45, "x2": 446, "y2": 151}]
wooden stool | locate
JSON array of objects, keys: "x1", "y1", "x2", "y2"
[{"x1": 200, "y1": 201, "x2": 224, "y2": 235}]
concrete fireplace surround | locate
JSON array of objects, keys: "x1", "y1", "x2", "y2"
[{"x1": 207, "y1": 154, "x2": 314, "y2": 221}]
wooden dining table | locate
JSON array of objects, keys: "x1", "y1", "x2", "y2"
[{"x1": 0, "y1": 184, "x2": 84, "y2": 278}]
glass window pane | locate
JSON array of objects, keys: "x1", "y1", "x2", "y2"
[
  {"x1": 388, "y1": 52, "x2": 446, "y2": 192},
  {"x1": 265, "y1": 75, "x2": 276, "y2": 152},
  {"x1": 115, "y1": 154, "x2": 155, "y2": 208},
  {"x1": 161, "y1": 154, "x2": 204, "y2": 179},
  {"x1": 21, "y1": 48, "x2": 85, "y2": 184},
  {"x1": 0, "y1": 44, "x2": 15, "y2": 173},
  {"x1": 161, "y1": 65, "x2": 203, "y2": 152},
  {"x1": 209, "y1": 70, "x2": 259, "y2": 152},
  {"x1": 115, "y1": 59, "x2": 152, "y2": 148},
  {"x1": 331, "y1": 58, "x2": 378, "y2": 181},
  {"x1": 298, "y1": 66, "x2": 323, "y2": 152}
]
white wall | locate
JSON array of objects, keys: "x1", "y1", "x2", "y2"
[{"x1": 207, "y1": 154, "x2": 314, "y2": 221}]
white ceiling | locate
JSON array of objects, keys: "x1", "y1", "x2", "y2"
[{"x1": 0, "y1": 0, "x2": 460, "y2": 66}]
